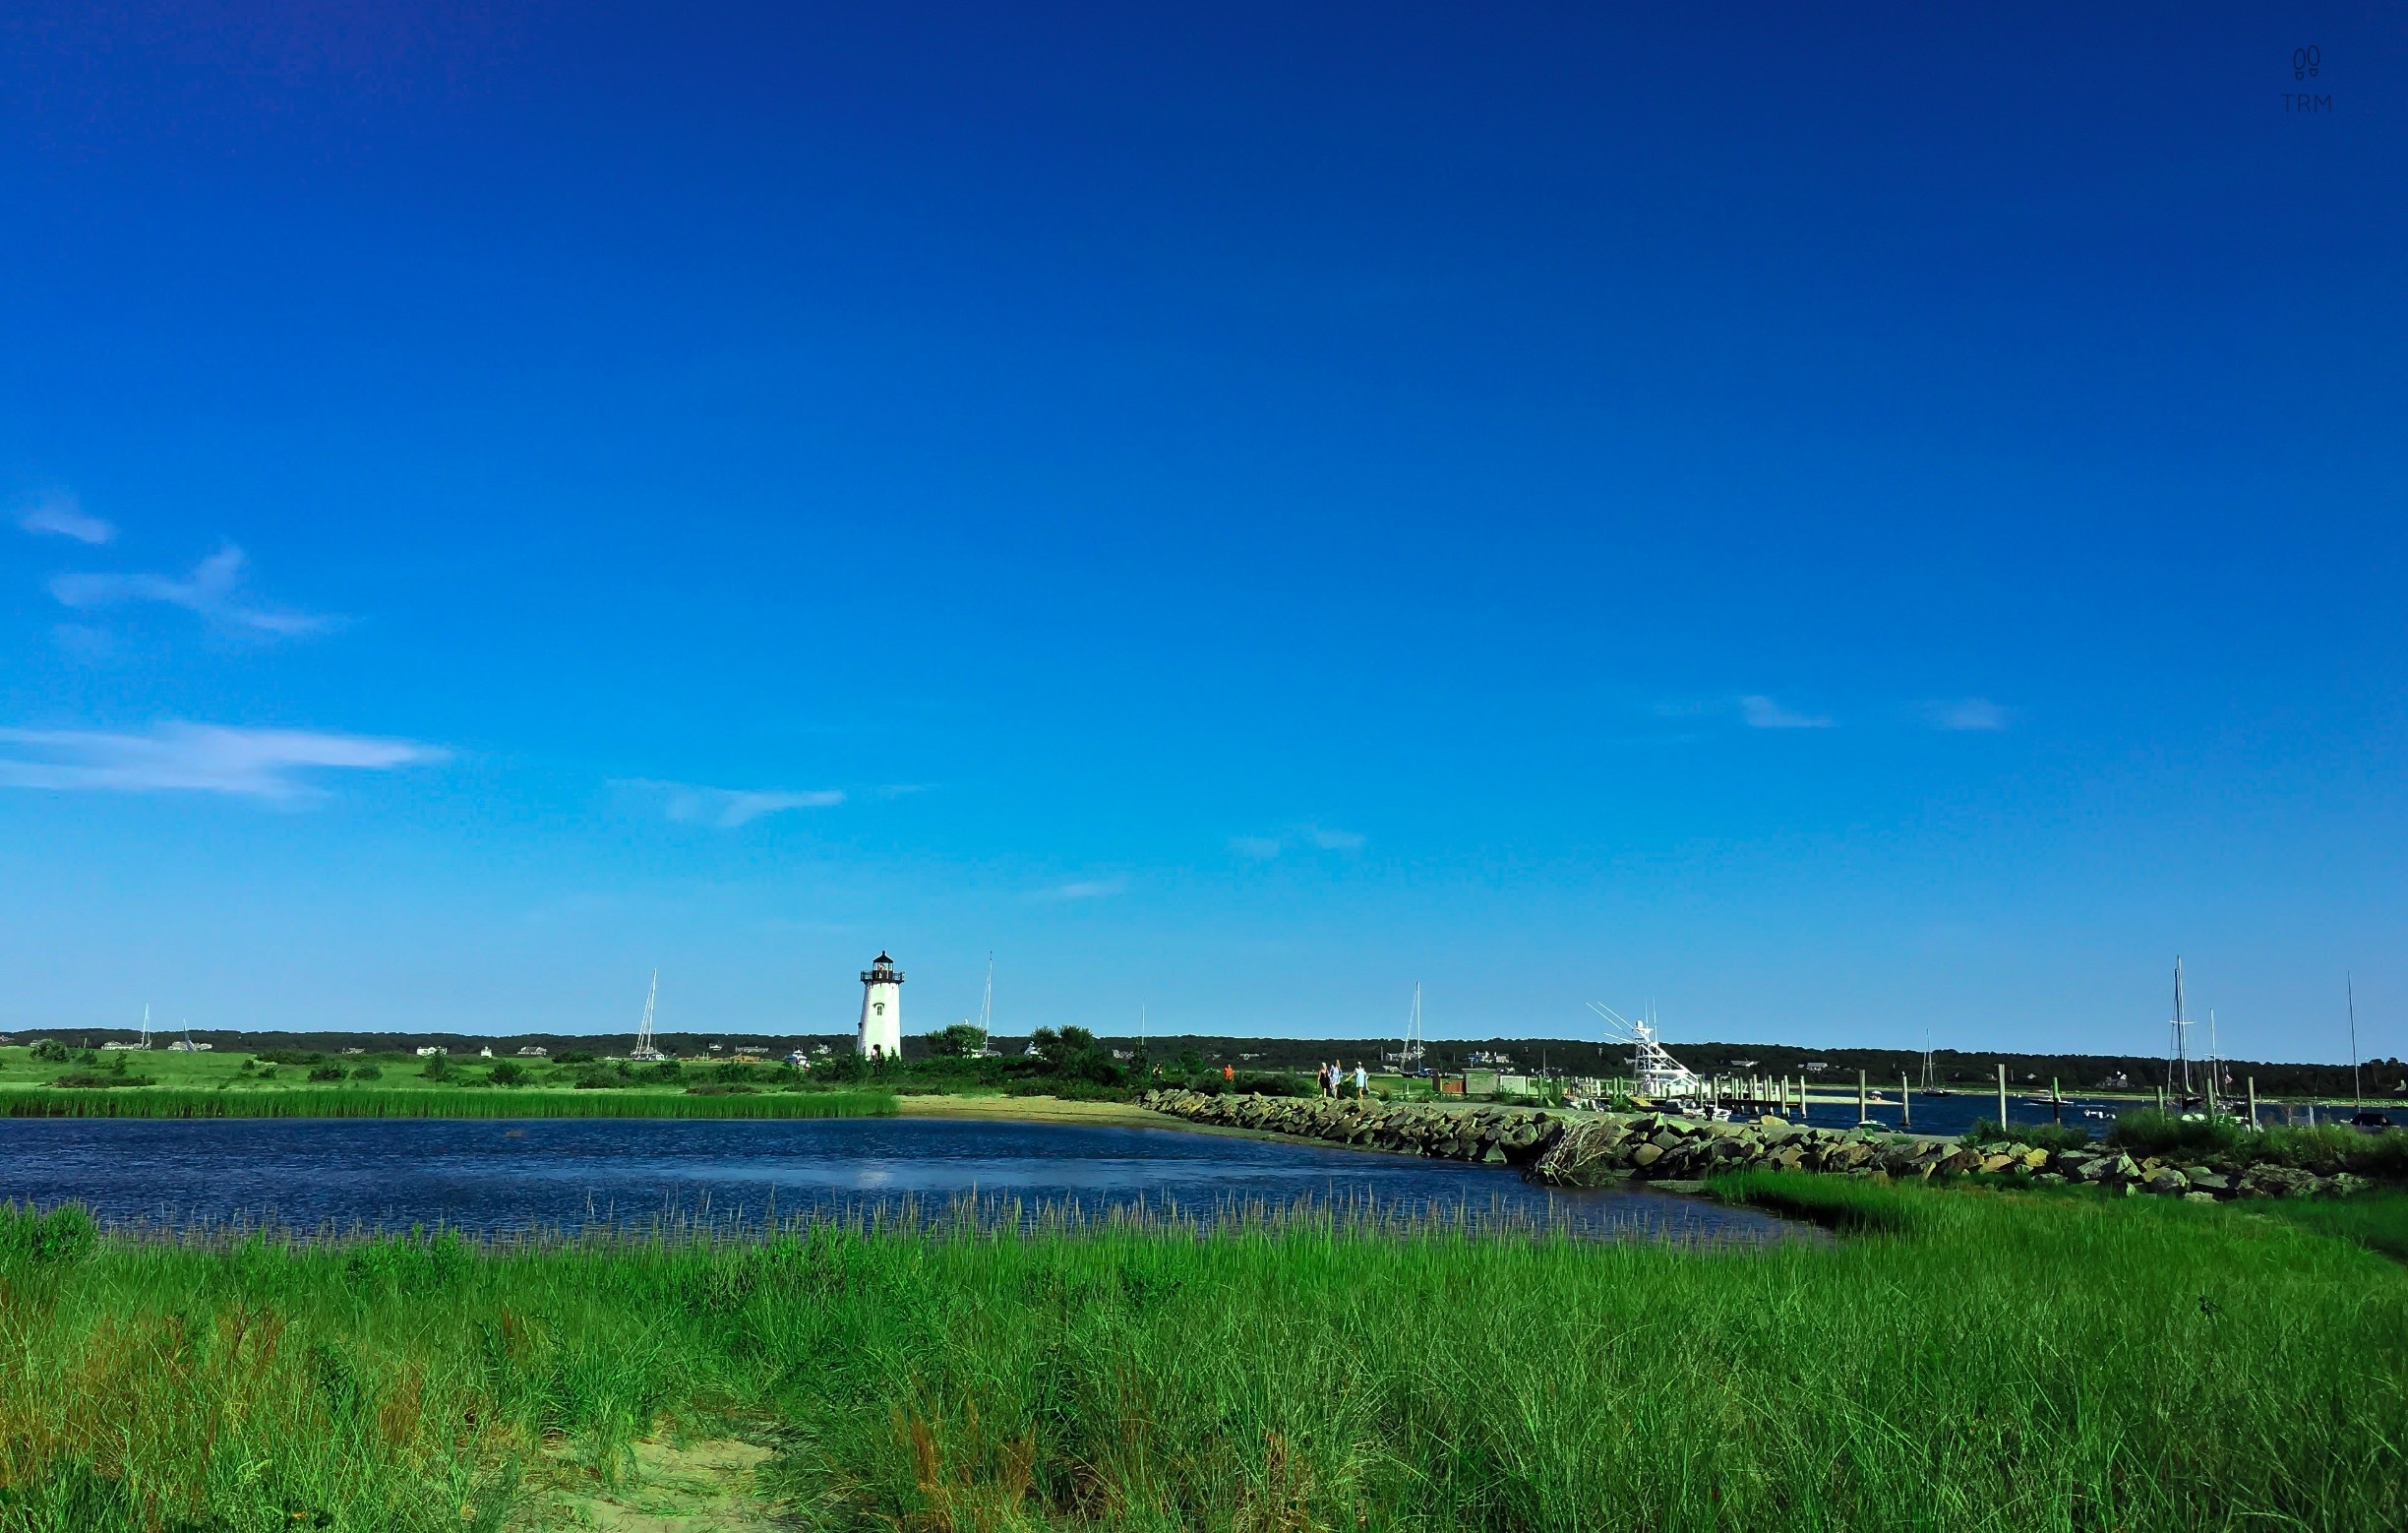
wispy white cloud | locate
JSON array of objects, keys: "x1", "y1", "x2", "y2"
[
  {"x1": 1739, "y1": 695, "x2": 1835, "y2": 729},
  {"x1": 620, "y1": 777, "x2": 845, "y2": 828},
  {"x1": 1051, "y1": 878, "x2": 1127, "y2": 899},
  {"x1": 16, "y1": 493, "x2": 114, "y2": 545},
  {"x1": 1923, "y1": 698, "x2": 2013, "y2": 731},
  {"x1": 1231, "y1": 824, "x2": 1367, "y2": 859},
  {"x1": 49, "y1": 543, "x2": 333, "y2": 637},
  {"x1": 0, "y1": 723, "x2": 446, "y2": 800}
]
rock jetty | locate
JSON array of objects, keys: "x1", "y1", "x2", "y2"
[{"x1": 1135, "y1": 1090, "x2": 2372, "y2": 1200}]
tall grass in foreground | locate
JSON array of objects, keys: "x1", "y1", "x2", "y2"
[
  {"x1": 1, "y1": 1087, "x2": 897, "y2": 1120},
  {"x1": 0, "y1": 1182, "x2": 2403, "y2": 1531}
]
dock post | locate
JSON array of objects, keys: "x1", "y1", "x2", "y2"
[
  {"x1": 1997, "y1": 1064, "x2": 2008, "y2": 1132},
  {"x1": 2247, "y1": 1076, "x2": 2258, "y2": 1131},
  {"x1": 2053, "y1": 1077, "x2": 2063, "y2": 1127},
  {"x1": 1901, "y1": 1073, "x2": 1911, "y2": 1132},
  {"x1": 1857, "y1": 1069, "x2": 1868, "y2": 1126}
]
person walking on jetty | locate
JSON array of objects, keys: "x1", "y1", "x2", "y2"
[
  {"x1": 1354, "y1": 1062, "x2": 1368, "y2": 1098},
  {"x1": 1316, "y1": 1062, "x2": 1331, "y2": 1096}
]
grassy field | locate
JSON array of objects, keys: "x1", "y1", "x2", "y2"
[
  {"x1": 0, "y1": 1178, "x2": 2402, "y2": 1530},
  {"x1": 0, "y1": 1045, "x2": 899, "y2": 1120}
]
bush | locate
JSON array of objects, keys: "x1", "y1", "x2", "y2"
[
  {"x1": 685, "y1": 1082, "x2": 759, "y2": 1096},
  {"x1": 30, "y1": 1039, "x2": 70, "y2": 1063},
  {"x1": 351, "y1": 1064, "x2": 382, "y2": 1081},
  {"x1": 421, "y1": 1055, "x2": 451, "y2": 1082},
  {"x1": 48, "y1": 1071, "x2": 150, "y2": 1089},
  {"x1": 307, "y1": 1064, "x2": 347, "y2": 1082},
  {"x1": 487, "y1": 1062, "x2": 527, "y2": 1087},
  {"x1": 554, "y1": 1050, "x2": 596, "y2": 1065},
  {"x1": 1181, "y1": 1070, "x2": 1310, "y2": 1098},
  {"x1": 2109, "y1": 1110, "x2": 2248, "y2": 1161},
  {"x1": 2106, "y1": 1110, "x2": 2408, "y2": 1180},
  {"x1": 0, "y1": 1203, "x2": 95, "y2": 1265},
  {"x1": 256, "y1": 1050, "x2": 326, "y2": 1067},
  {"x1": 1961, "y1": 1118, "x2": 2095, "y2": 1154}
]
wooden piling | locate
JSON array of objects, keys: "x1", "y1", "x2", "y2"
[
  {"x1": 1857, "y1": 1069, "x2": 1869, "y2": 1126},
  {"x1": 2248, "y1": 1075, "x2": 2258, "y2": 1131},
  {"x1": 1996, "y1": 1063, "x2": 2008, "y2": 1131},
  {"x1": 1901, "y1": 1073, "x2": 1911, "y2": 1132}
]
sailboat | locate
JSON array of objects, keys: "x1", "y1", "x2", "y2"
[{"x1": 1918, "y1": 1038, "x2": 1954, "y2": 1098}]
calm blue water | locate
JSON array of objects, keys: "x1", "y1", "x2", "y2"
[{"x1": 0, "y1": 1116, "x2": 1792, "y2": 1242}]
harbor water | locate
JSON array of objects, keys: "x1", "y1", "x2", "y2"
[{"x1": 0, "y1": 1115, "x2": 1797, "y2": 1242}]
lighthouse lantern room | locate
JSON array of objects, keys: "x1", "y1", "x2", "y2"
[{"x1": 858, "y1": 951, "x2": 904, "y2": 1060}]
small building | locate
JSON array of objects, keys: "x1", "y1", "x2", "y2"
[
  {"x1": 516, "y1": 1046, "x2": 549, "y2": 1057},
  {"x1": 415, "y1": 1046, "x2": 447, "y2": 1058}
]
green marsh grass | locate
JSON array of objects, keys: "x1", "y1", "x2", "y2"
[
  {"x1": 1, "y1": 1086, "x2": 897, "y2": 1120},
  {"x1": 2111, "y1": 1109, "x2": 2408, "y2": 1178},
  {"x1": 2256, "y1": 1190, "x2": 2408, "y2": 1262},
  {"x1": 2, "y1": 1178, "x2": 2404, "y2": 1529}
]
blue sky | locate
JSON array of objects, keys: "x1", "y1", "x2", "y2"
[{"x1": 1, "y1": 2, "x2": 2401, "y2": 1061}]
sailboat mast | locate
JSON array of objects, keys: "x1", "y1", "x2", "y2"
[
  {"x1": 2350, "y1": 976, "x2": 2362, "y2": 1111},
  {"x1": 2168, "y1": 957, "x2": 2195, "y2": 1099}
]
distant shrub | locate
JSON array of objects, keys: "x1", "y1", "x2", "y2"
[
  {"x1": 685, "y1": 1082, "x2": 758, "y2": 1096},
  {"x1": 256, "y1": 1050, "x2": 326, "y2": 1067},
  {"x1": 420, "y1": 1055, "x2": 451, "y2": 1082},
  {"x1": 351, "y1": 1064, "x2": 383, "y2": 1081},
  {"x1": 307, "y1": 1064, "x2": 347, "y2": 1082},
  {"x1": 48, "y1": 1071, "x2": 150, "y2": 1090},
  {"x1": 30, "y1": 1040, "x2": 70, "y2": 1063},
  {"x1": 487, "y1": 1062, "x2": 527, "y2": 1087},
  {"x1": 554, "y1": 1050, "x2": 596, "y2": 1065}
]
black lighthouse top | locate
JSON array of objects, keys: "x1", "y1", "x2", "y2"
[{"x1": 861, "y1": 951, "x2": 904, "y2": 985}]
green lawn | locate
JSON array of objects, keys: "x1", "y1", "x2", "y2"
[{"x1": 1, "y1": 1177, "x2": 2401, "y2": 1529}]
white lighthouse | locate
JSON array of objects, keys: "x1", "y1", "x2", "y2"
[{"x1": 858, "y1": 950, "x2": 903, "y2": 1061}]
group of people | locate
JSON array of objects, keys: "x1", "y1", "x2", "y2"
[{"x1": 1317, "y1": 1060, "x2": 1369, "y2": 1098}]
